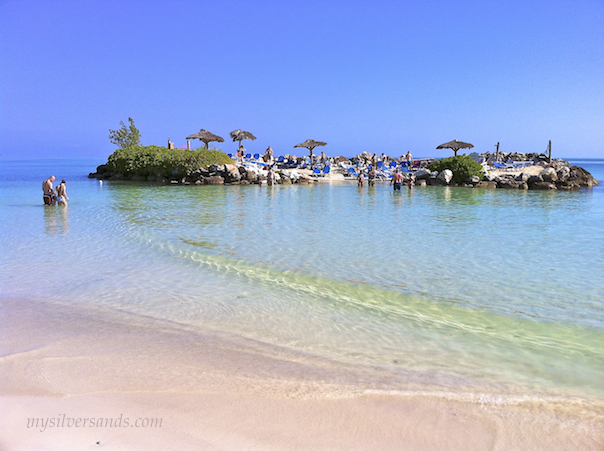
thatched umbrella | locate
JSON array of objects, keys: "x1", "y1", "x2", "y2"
[
  {"x1": 229, "y1": 129, "x2": 256, "y2": 152},
  {"x1": 186, "y1": 129, "x2": 225, "y2": 149},
  {"x1": 294, "y1": 139, "x2": 327, "y2": 158},
  {"x1": 436, "y1": 140, "x2": 474, "y2": 157}
]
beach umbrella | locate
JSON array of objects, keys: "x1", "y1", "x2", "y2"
[
  {"x1": 229, "y1": 129, "x2": 257, "y2": 151},
  {"x1": 186, "y1": 129, "x2": 225, "y2": 149},
  {"x1": 294, "y1": 139, "x2": 327, "y2": 158},
  {"x1": 436, "y1": 140, "x2": 474, "y2": 157}
]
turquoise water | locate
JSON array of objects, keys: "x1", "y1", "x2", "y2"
[{"x1": 1, "y1": 158, "x2": 603, "y2": 401}]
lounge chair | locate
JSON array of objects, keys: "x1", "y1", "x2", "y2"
[
  {"x1": 323, "y1": 165, "x2": 330, "y2": 175},
  {"x1": 254, "y1": 153, "x2": 260, "y2": 160},
  {"x1": 245, "y1": 153, "x2": 252, "y2": 159},
  {"x1": 492, "y1": 162, "x2": 514, "y2": 170}
]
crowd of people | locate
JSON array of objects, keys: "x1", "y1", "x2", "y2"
[{"x1": 42, "y1": 175, "x2": 69, "y2": 206}]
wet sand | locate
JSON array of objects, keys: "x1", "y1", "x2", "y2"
[{"x1": 1, "y1": 298, "x2": 602, "y2": 450}]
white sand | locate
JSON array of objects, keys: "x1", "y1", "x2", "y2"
[{"x1": 1, "y1": 298, "x2": 602, "y2": 450}]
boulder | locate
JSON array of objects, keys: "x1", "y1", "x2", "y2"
[
  {"x1": 540, "y1": 167, "x2": 558, "y2": 182},
  {"x1": 568, "y1": 166, "x2": 597, "y2": 188},
  {"x1": 246, "y1": 171, "x2": 258, "y2": 182},
  {"x1": 515, "y1": 172, "x2": 530, "y2": 182},
  {"x1": 414, "y1": 168, "x2": 431, "y2": 180},
  {"x1": 416, "y1": 179, "x2": 427, "y2": 187},
  {"x1": 468, "y1": 175, "x2": 481, "y2": 184},
  {"x1": 96, "y1": 164, "x2": 108, "y2": 174},
  {"x1": 428, "y1": 176, "x2": 442, "y2": 186},
  {"x1": 531, "y1": 182, "x2": 557, "y2": 190},
  {"x1": 498, "y1": 179, "x2": 521, "y2": 189},
  {"x1": 207, "y1": 176, "x2": 224, "y2": 185},
  {"x1": 528, "y1": 174, "x2": 544, "y2": 187},
  {"x1": 556, "y1": 166, "x2": 571, "y2": 182},
  {"x1": 207, "y1": 164, "x2": 224, "y2": 173},
  {"x1": 223, "y1": 164, "x2": 241, "y2": 183},
  {"x1": 476, "y1": 181, "x2": 498, "y2": 189},
  {"x1": 437, "y1": 169, "x2": 453, "y2": 185}
]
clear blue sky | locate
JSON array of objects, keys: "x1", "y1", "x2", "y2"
[{"x1": 1, "y1": 0, "x2": 603, "y2": 160}]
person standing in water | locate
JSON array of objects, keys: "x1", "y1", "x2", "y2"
[
  {"x1": 56, "y1": 180, "x2": 70, "y2": 206},
  {"x1": 42, "y1": 175, "x2": 56, "y2": 205},
  {"x1": 391, "y1": 168, "x2": 403, "y2": 191}
]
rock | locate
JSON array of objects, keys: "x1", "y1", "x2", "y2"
[
  {"x1": 515, "y1": 172, "x2": 530, "y2": 182},
  {"x1": 223, "y1": 164, "x2": 241, "y2": 183},
  {"x1": 416, "y1": 179, "x2": 427, "y2": 187},
  {"x1": 130, "y1": 174, "x2": 146, "y2": 181},
  {"x1": 438, "y1": 169, "x2": 453, "y2": 185},
  {"x1": 556, "y1": 166, "x2": 571, "y2": 182},
  {"x1": 207, "y1": 176, "x2": 224, "y2": 185},
  {"x1": 468, "y1": 175, "x2": 481, "y2": 184},
  {"x1": 531, "y1": 181, "x2": 557, "y2": 190},
  {"x1": 568, "y1": 166, "x2": 597, "y2": 188},
  {"x1": 96, "y1": 164, "x2": 108, "y2": 174},
  {"x1": 476, "y1": 181, "x2": 498, "y2": 189},
  {"x1": 414, "y1": 168, "x2": 431, "y2": 180},
  {"x1": 246, "y1": 171, "x2": 258, "y2": 182},
  {"x1": 540, "y1": 167, "x2": 558, "y2": 182},
  {"x1": 195, "y1": 180, "x2": 202, "y2": 185},
  {"x1": 528, "y1": 174, "x2": 544, "y2": 187},
  {"x1": 498, "y1": 179, "x2": 521, "y2": 189},
  {"x1": 207, "y1": 164, "x2": 224, "y2": 173},
  {"x1": 428, "y1": 176, "x2": 442, "y2": 186}
]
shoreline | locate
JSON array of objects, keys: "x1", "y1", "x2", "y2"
[{"x1": 2, "y1": 297, "x2": 603, "y2": 450}]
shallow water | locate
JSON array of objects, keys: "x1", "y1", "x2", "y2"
[{"x1": 1, "y1": 158, "x2": 603, "y2": 403}]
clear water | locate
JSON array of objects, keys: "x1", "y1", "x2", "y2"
[{"x1": 1, "y1": 158, "x2": 603, "y2": 402}]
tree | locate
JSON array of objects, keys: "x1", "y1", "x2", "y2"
[{"x1": 109, "y1": 117, "x2": 141, "y2": 148}]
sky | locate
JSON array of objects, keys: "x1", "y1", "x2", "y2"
[{"x1": 1, "y1": 0, "x2": 603, "y2": 160}]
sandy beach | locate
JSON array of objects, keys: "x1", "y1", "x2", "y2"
[{"x1": 2, "y1": 297, "x2": 602, "y2": 451}]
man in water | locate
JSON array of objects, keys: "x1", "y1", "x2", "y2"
[
  {"x1": 42, "y1": 175, "x2": 56, "y2": 205},
  {"x1": 368, "y1": 168, "x2": 376, "y2": 187},
  {"x1": 391, "y1": 168, "x2": 403, "y2": 190}
]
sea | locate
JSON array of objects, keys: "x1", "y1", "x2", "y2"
[{"x1": 1, "y1": 158, "x2": 603, "y2": 407}]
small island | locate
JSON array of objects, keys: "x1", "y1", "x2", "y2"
[{"x1": 90, "y1": 120, "x2": 599, "y2": 190}]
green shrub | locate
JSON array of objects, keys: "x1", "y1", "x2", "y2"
[
  {"x1": 428, "y1": 155, "x2": 484, "y2": 184},
  {"x1": 106, "y1": 146, "x2": 234, "y2": 178}
]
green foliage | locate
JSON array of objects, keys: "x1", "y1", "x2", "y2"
[
  {"x1": 428, "y1": 155, "x2": 484, "y2": 184},
  {"x1": 109, "y1": 117, "x2": 141, "y2": 149},
  {"x1": 106, "y1": 146, "x2": 234, "y2": 178}
]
